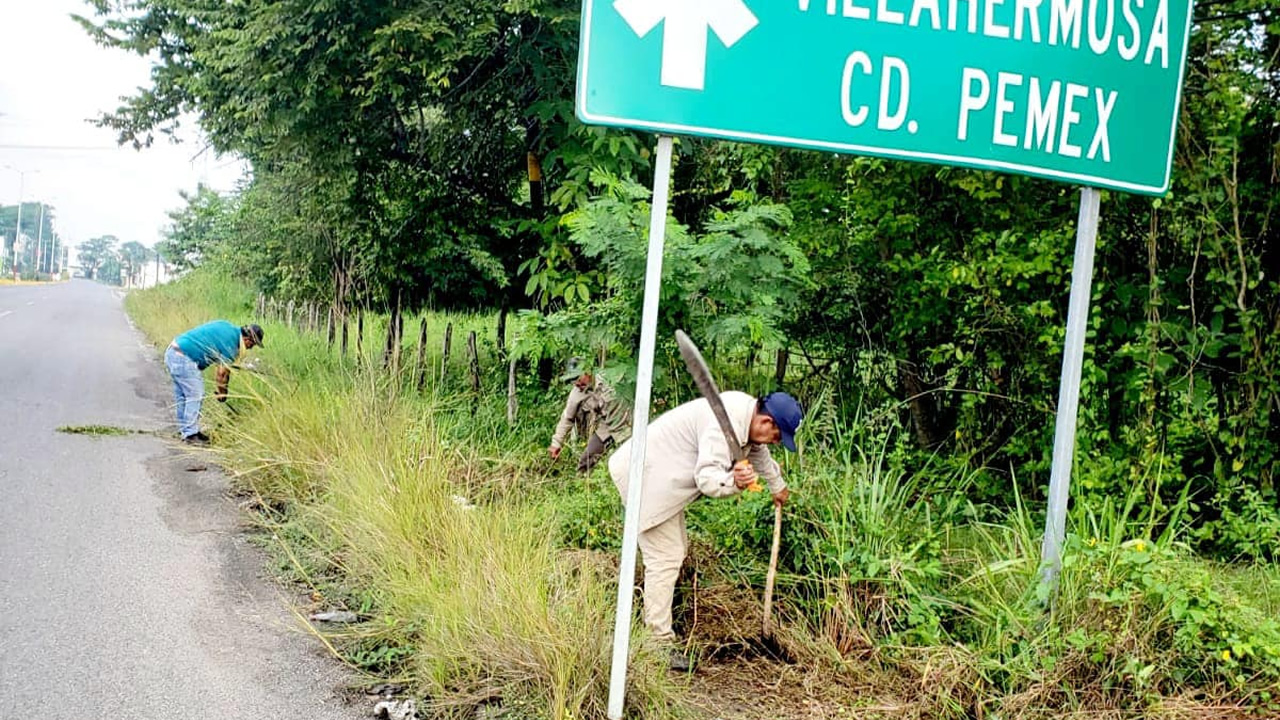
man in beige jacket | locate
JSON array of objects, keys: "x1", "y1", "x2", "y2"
[{"x1": 608, "y1": 390, "x2": 803, "y2": 669}]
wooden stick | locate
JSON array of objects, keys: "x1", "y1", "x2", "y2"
[{"x1": 763, "y1": 502, "x2": 783, "y2": 637}]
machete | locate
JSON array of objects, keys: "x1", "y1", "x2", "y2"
[
  {"x1": 674, "y1": 329, "x2": 759, "y2": 490},
  {"x1": 676, "y1": 330, "x2": 783, "y2": 636}
]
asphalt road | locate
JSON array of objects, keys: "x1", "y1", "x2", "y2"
[{"x1": 0, "y1": 280, "x2": 356, "y2": 719}]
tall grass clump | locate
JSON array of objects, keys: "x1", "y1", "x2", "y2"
[
  {"x1": 244, "y1": 387, "x2": 676, "y2": 719},
  {"x1": 730, "y1": 391, "x2": 1280, "y2": 718}
]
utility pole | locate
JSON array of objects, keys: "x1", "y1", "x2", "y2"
[
  {"x1": 11, "y1": 174, "x2": 23, "y2": 278},
  {"x1": 35, "y1": 202, "x2": 45, "y2": 279}
]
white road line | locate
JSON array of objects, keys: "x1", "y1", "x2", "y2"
[
  {"x1": 0, "y1": 311, "x2": 12, "y2": 319},
  {"x1": 26, "y1": 301, "x2": 35, "y2": 305}
]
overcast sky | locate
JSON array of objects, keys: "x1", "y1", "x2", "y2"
[{"x1": 0, "y1": 0, "x2": 246, "y2": 252}]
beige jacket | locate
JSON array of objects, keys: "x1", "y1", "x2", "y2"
[
  {"x1": 608, "y1": 391, "x2": 785, "y2": 531},
  {"x1": 551, "y1": 378, "x2": 630, "y2": 448}
]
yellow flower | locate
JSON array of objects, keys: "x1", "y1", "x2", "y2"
[
  {"x1": 1222, "y1": 650, "x2": 1232, "y2": 661},
  {"x1": 1087, "y1": 537, "x2": 1098, "y2": 547},
  {"x1": 1134, "y1": 540, "x2": 1147, "y2": 552}
]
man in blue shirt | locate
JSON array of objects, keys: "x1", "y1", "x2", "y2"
[{"x1": 164, "y1": 321, "x2": 265, "y2": 443}]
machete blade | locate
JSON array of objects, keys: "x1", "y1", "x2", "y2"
[{"x1": 675, "y1": 329, "x2": 746, "y2": 464}]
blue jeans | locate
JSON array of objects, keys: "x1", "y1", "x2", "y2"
[{"x1": 165, "y1": 345, "x2": 204, "y2": 438}]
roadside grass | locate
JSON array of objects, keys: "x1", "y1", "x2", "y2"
[
  {"x1": 127, "y1": 271, "x2": 1280, "y2": 719},
  {"x1": 126, "y1": 273, "x2": 683, "y2": 719}
]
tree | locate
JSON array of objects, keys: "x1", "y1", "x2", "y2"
[
  {"x1": 157, "y1": 184, "x2": 234, "y2": 270},
  {"x1": 76, "y1": 0, "x2": 590, "y2": 311},
  {"x1": 97, "y1": 252, "x2": 124, "y2": 286},
  {"x1": 118, "y1": 241, "x2": 152, "y2": 287},
  {"x1": 77, "y1": 235, "x2": 118, "y2": 281}
]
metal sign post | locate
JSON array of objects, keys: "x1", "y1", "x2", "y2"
[
  {"x1": 606, "y1": 134, "x2": 674, "y2": 720},
  {"x1": 1037, "y1": 186, "x2": 1101, "y2": 596}
]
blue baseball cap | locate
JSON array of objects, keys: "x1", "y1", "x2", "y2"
[{"x1": 762, "y1": 392, "x2": 803, "y2": 452}]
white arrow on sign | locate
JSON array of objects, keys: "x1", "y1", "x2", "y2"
[{"x1": 613, "y1": 0, "x2": 759, "y2": 91}]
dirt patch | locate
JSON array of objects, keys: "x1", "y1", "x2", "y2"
[{"x1": 686, "y1": 658, "x2": 881, "y2": 720}]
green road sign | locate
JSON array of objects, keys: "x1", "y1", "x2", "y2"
[{"x1": 577, "y1": 0, "x2": 1193, "y2": 195}]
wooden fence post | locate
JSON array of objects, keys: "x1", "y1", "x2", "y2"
[
  {"x1": 440, "y1": 322, "x2": 453, "y2": 382},
  {"x1": 496, "y1": 306, "x2": 507, "y2": 359},
  {"x1": 341, "y1": 310, "x2": 349, "y2": 358},
  {"x1": 415, "y1": 315, "x2": 429, "y2": 391},
  {"x1": 383, "y1": 303, "x2": 403, "y2": 373},
  {"x1": 467, "y1": 331, "x2": 481, "y2": 394},
  {"x1": 775, "y1": 349, "x2": 789, "y2": 388},
  {"x1": 356, "y1": 309, "x2": 364, "y2": 364},
  {"x1": 507, "y1": 355, "x2": 518, "y2": 426}
]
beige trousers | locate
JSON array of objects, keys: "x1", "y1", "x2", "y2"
[{"x1": 637, "y1": 510, "x2": 688, "y2": 641}]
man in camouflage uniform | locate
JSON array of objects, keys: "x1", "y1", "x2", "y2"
[{"x1": 548, "y1": 359, "x2": 631, "y2": 473}]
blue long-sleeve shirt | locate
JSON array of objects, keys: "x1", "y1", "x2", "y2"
[{"x1": 173, "y1": 320, "x2": 241, "y2": 370}]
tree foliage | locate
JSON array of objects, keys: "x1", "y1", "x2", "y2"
[
  {"x1": 78, "y1": 235, "x2": 118, "y2": 282},
  {"x1": 82, "y1": 0, "x2": 1280, "y2": 553}
]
